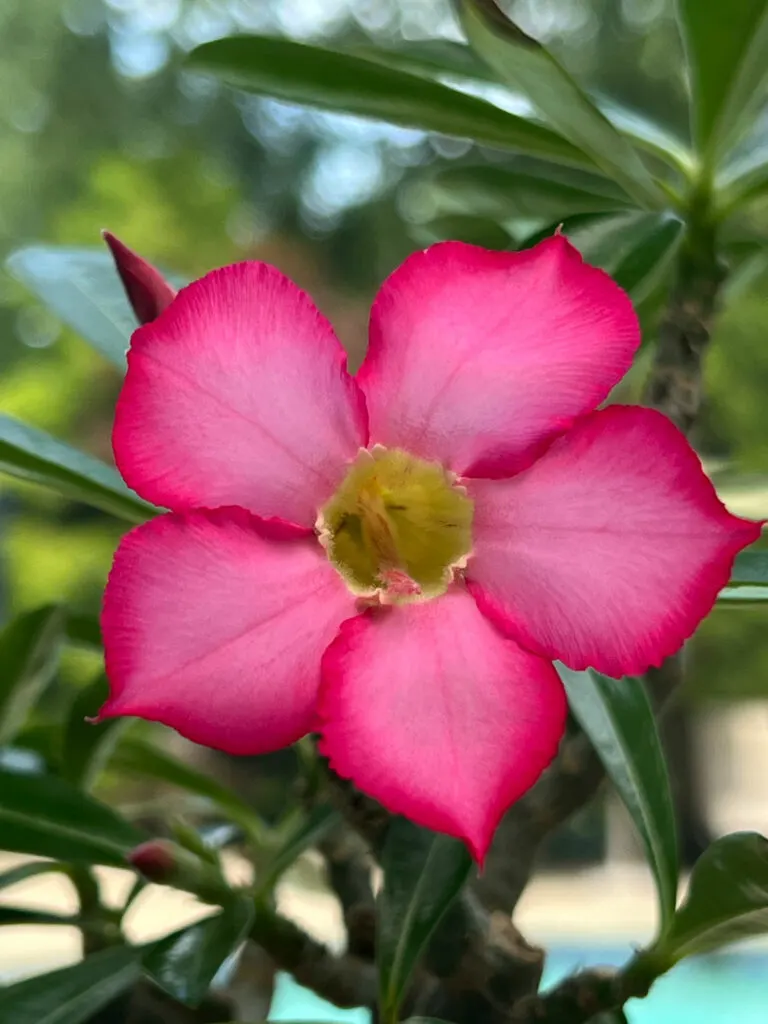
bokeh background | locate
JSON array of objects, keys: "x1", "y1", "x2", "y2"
[{"x1": 1, "y1": 0, "x2": 767, "y2": 1019}]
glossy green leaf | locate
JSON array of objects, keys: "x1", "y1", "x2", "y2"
[
  {"x1": 61, "y1": 674, "x2": 129, "y2": 790},
  {"x1": 109, "y1": 737, "x2": 265, "y2": 843},
  {"x1": 676, "y1": 0, "x2": 768, "y2": 159},
  {"x1": 526, "y1": 212, "x2": 684, "y2": 304},
  {"x1": 7, "y1": 247, "x2": 135, "y2": 369},
  {"x1": 256, "y1": 804, "x2": 340, "y2": 896},
  {"x1": 408, "y1": 214, "x2": 513, "y2": 250},
  {"x1": 378, "y1": 818, "x2": 472, "y2": 1022},
  {"x1": 456, "y1": 0, "x2": 663, "y2": 207},
  {"x1": 559, "y1": 667, "x2": 678, "y2": 930},
  {"x1": 0, "y1": 945, "x2": 140, "y2": 1024},
  {"x1": 728, "y1": 549, "x2": 768, "y2": 586},
  {"x1": 0, "y1": 766, "x2": 143, "y2": 865},
  {"x1": 0, "y1": 860, "x2": 68, "y2": 893},
  {"x1": 350, "y1": 39, "x2": 497, "y2": 83},
  {"x1": 0, "y1": 606, "x2": 64, "y2": 744},
  {"x1": 142, "y1": 898, "x2": 253, "y2": 1006},
  {"x1": 653, "y1": 832, "x2": 768, "y2": 962},
  {"x1": 0, "y1": 414, "x2": 153, "y2": 522},
  {"x1": 188, "y1": 36, "x2": 594, "y2": 170},
  {"x1": 430, "y1": 163, "x2": 636, "y2": 221}
]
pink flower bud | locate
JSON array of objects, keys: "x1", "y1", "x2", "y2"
[
  {"x1": 127, "y1": 839, "x2": 177, "y2": 882},
  {"x1": 102, "y1": 231, "x2": 176, "y2": 324}
]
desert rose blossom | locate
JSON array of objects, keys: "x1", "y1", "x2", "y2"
[{"x1": 98, "y1": 234, "x2": 760, "y2": 862}]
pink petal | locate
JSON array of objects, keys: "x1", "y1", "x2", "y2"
[
  {"x1": 103, "y1": 231, "x2": 177, "y2": 325},
  {"x1": 114, "y1": 262, "x2": 368, "y2": 526},
  {"x1": 99, "y1": 508, "x2": 357, "y2": 755},
  {"x1": 358, "y1": 236, "x2": 639, "y2": 478},
  {"x1": 467, "y1": 406, "x2": 762, "y2": 678},
  {"x1": 317, "y1": 587, "x2": 566, "y2": 862}
]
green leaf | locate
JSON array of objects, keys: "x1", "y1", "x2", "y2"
[
  {"x1": 349, "y1": 39, "x2": 497, "y2": 83},
  {"x1": 456, "y1": 0, "x2": 664, "y2": 207},
  {"x1": 187, "y1": 36, "x2": 594, "y2": 170},
  {"x1": 0, "y1": 860, "x2": 68, "y2": 893},
  {"x1": 430, "y1": 163, "x2": 636, "y2": 221},
  {"x1": 652, "y1": 832, "x2": 768, "y2": 963},
  {"x1": 559, "y1": 667, "x2": 678, "y2": 931},
  {"x1": 0, "y1": 606, "x2": 64, "y2": 744},
  {"x1": 0, "y1": 414, "x2": 154, "y2": 522},
  {"x1": 408, "y1": 214, "x2": 513, "y2": 250},
  {"x1": 256, "y1": 804, "x2": 340, "y2": 896},
  {"x1": 377, "y1": 819, "x2": 472, "y2": 1022},
  {"x1": 0, "y1": 945, "x2": 140, "y2": 1024},
  {"x1": 0, "y1": 907, "x2": 76, "y2": 927},
  {"x1": 65, "y1": 612, "x2": 102, "y2": 651},
  {"x1": 525, "y1": 212, "x2": 684, "y2": 304},
  {"x1": 676, "y1": 0, "x2": 768, "y2": 160},
  {"x1": 728, "y1": 549, "x2": 768, "y2": 586},
  {"x1": 0, "y1": 766, "x2": 143, "y2": 865},
  {"x1": 61, "y1": 674, "x2": 129, "y2": 790},
  {"x1": 7, "y1": 247, "x2": 135, "y2": 369},
  {"x1": 142, "y1": 898, "x2": 253, "y2": 1006},
  {"x1": 109, "y1": 737, "x2": 266, "y2": 843}
]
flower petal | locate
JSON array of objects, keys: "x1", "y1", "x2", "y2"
[
  {"x1": 358, "y1": 236, "x2": 639, "y2": 477},
  {"x1": 100, "y1": 508, "x2": 357, "y2": 754},
  {"x1": 467, "y1": 406, "x2": 762, "y2": 678},
  {"x1": 114, "y1": 262, "x2": 368, "y2": 526},
  {"x1": 317, "y1": 587, "x2": 566, "y2": 861}
]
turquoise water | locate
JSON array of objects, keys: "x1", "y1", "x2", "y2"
[{"x1": 269, "y1": 945, "x2": 768, "y2": 1023}]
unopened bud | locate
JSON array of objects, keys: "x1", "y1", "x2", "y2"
[
  {"x1": 127, "y1": 839, "x2": 178, "y2": 883},
  {"x1": 127, "y1": 838, "x2": 232, "y2": 904},
  {"x1": 102, "y1": 231, "x2": 177, "y2": 324}
]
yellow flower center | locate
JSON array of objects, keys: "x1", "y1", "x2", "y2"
[{"x1": 318, "y1": 447, "x2": 474, "y2": 603}]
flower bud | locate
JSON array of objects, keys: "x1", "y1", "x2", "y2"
[
  {"x1": 102, "y1": 231, "x2": 176, "y2": 324},
  {"x1": 127, "y1": 839, "x2": 231, "y2": 904}
]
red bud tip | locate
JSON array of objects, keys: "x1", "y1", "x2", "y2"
[
  {"x1": 102, "y1": 230, "x2": 177, "y2": 325},
  {"x1": 128, "y1": 839, "x2": 177, "y2": 882}
]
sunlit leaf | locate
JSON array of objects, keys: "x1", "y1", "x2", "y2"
[
  {"x1": 0, "y1": 766, "x2": 143, "y2": 865},
  {"x1": 0, "y1": 946, "x2": 140, "y2": 1024},
  {"x1": 378, "y1": 819, "x2": 472, "y2": 1022},
  {"x1": 559, "y1": 667, "x2": 678, "y2": 930},
  {"x1": 651, "y1": 832, "x2": 768, "y2": 962},
  {"x1": 0, "y1": 606, "x2": 64, "y2": 744},
  {"x1": 188, "y1": 35, "x2": 595, "y2": 170},
  {"x1": 676, "y1": 0, "x2": 768, "y2": 160},
  {"x1": 456, "y1": 0, "x2": 664, "y2": 207},
  {"x1": 143, "y1": 897, "x2": 253, "y2": 1006},
  {"x1": 0, "y1": 414, "x2": 154, "y2": 523}
]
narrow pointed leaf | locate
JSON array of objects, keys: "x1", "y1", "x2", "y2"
[
  {"x1": 676, "y1": 0, "x2": 768, "y2": 158},
  {"x1": 430, "y1": 163, "x2": 636, "y2": 221},
  {"x1": 0, "y1": 766, "x2": 143, "y2": 865},
  {"x1": 0, "y1": 860, "x2": 68, "y2": 893},
  {"x1": 61, "y1": 674, "x2": 129, "y2": 790},
  {"x1": 0, "y1": 946, "x2": 140, "y2": 1024},
  {"x1": 256, "y1": 804, "x2": 340, "y2": 896},
  {"x1": 378, "y1": 819, "x2": 472, "y2": 1021},
  {"x1": 350, "y1": 39, "x2": 497, "y2": 82},
  {"x1": 142, "y1": 898, "x2": 253, "y2": 1006},
  {"x1": 653, "y1": 832, "x2": 768, "y2": 962},
  {"x1": 0, "y1": 414, "x2": 154, "y2": 522},
  {"x1": 109, "y1": 737, "x2": 266, "y2": 842},
  {"x1": 0, "y1": 907, "x2": 76, "y2": 927},
  {"x1": 187, "y1": 35, "x2": 595, "y2": 170},
  {"x1": 559, "y1": 668, "x2": 678, "y2": 931},
  {"x1": 0, "y1": 606, "x2": 64, "y2": 744},
  {"x1": 456, "y1": 0, "x2": 664, "y2": 207}
]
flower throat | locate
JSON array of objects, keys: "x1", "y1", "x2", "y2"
[{"x1": 318, "y1": 447, "x2": 473, "y2": 602}]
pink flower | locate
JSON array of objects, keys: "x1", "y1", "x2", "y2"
[{"x1": 99, "y1": 235, "x2": 759, "y2": 862}]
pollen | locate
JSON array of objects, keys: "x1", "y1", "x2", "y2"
[{"x1": 318, "y1": 447, "x2": 474, "y2": 602}]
